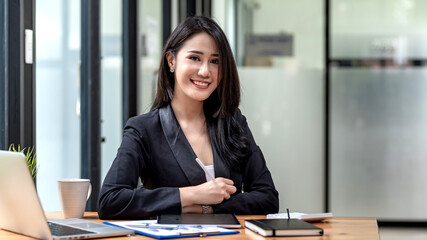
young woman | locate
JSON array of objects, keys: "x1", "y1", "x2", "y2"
[{"x1": 98, "y1": 16, "x2": 279, "y2": 219}]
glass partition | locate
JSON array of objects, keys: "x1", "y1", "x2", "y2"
[
  {"x1": 36, "y1": 0, "x2": 81, "y2": 211},
  {"x1": 330, "y1": 0, "x2": 427, "y2": 220},
  {"x1": 100, "y1": 0, "x2": 123, "y2": 182},
  {"x1": 36, "y1": 0, "x2": 124, "y2": 211},
  {"x1": 138, "y1": 0, "x2": 163, "y2": 114},
  {"x1": 213, "y1": 0, "x2": 325, "y2": 213}
]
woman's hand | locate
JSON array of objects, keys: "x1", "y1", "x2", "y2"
[
  {"x1": 179, "y1": 177, "x2": 236, "y2": 208},
  {"x1": 194, "y1": 177, "x2": 236, "y2": 204}
]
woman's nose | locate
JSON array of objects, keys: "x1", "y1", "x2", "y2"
[{"x1": 198, "y1": 62, "x2": 210, "y2": 77}]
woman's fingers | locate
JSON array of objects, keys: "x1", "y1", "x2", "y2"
[
  {"x1": 184, "y1": 177, "x2": 236, "y2": 206},
  {"x1": 225, "y1": 192, "x2": 231, "y2": 200},
  {"x1": 210, "y1": 177, "x2": 236, "y2": 201},
  {"x1": 214, "y1": 177, "x2": 236, "y2": 196},
  {"x1": 225, "y1": 184, "x2": 237, "y2": 195},
  {"x1": 214, "y1": 177, "x2": 234, "y2": 186}
]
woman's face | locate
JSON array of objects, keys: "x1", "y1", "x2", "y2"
[{"x1": 167, "y1": 32, "x2": 219, "y2": 104}]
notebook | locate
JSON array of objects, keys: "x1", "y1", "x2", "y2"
[
  {"x1": 0, "y1": 150, "x2": 134, "y2": 240},
  {"x1": 245, "y1": 218, "x2": 323, "y2": 237}
]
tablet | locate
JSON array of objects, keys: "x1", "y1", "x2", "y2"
[{"x1": 157, "y1": 214, "x2": 241, "y2": 228}]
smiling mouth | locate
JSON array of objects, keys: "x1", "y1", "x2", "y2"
[{"x1": 191, "y1": 79, "x2": 210, "y2": 87}]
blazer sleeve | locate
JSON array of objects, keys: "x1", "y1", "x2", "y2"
[
  {"x1": 97, "y1": 117, "x2": 181, "y2": 220},
  {"x1": 212, "y1": 111, "x2": 279, "y2": 214}
]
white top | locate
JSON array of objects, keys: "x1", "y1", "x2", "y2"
[{"x1": 204, "y1": 165, "x2": 215, "y2": 181}]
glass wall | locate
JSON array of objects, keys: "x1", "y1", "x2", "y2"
[
  {"x1": 330, "y1": 0, "x2": 427, "y2": 220},
  {"x1": 36, "y1": 0, "x2": 124, "y2": 211},
  {"x1": 36, "y1": 0, "x2": 81, "y2": 211},
  {"x1": 138, "y1": 0, "x2": 163, "y2": 114},
  {"x1": 213, "y1": 0, "x2": 325, "y2": 213},
  {"x1": 100, "y1": 0, "x2": 123, "y2": 182}
]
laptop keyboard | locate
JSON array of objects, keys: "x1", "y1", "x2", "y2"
[{"x1": 48, "y1": 222, "x2": 95, "y2": 236}]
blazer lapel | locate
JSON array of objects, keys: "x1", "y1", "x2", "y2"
[
  {"x1": 211, "y1": 140, "x2": 230, "y2": 179},
  {"x1": 159, "y1": 105, "x2": 206, "y2": 186}
]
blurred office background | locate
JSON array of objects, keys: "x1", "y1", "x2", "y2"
[{"x1": 1, "y1": 0, "x2": 427, "y2": 233}]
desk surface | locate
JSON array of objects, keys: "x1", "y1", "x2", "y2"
[{"x1": 0, "y1": 212, "x2": 379, "y2": 240}]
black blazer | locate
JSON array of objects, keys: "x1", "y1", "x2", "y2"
[{"x1": 98, "y1": 104, "x2": 279, "y2": 219}]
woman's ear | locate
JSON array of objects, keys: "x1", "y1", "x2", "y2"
[{"x1": 166, "y1": 51, "x2": 175, "y2": 69}]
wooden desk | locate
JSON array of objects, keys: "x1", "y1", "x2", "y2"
[{"x1": 0, "y1": 212, "x2": 379, "y2": 240}]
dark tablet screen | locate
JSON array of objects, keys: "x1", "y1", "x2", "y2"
[{"x1": 157, "y1": 214, "x2": 241, "y2": 228}]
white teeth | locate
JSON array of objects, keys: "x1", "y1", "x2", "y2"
[{"x1": 193, "y1": 80, "x2": 209, "y2": 87}]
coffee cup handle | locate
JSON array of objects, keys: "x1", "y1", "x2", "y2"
[{"x1": 87, "y1": 183, "x2": 92, "y2": 200}]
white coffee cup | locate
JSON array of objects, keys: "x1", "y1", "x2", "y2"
[{"x1": 57, "y1": 179, "x2": 92, "y2": 219}]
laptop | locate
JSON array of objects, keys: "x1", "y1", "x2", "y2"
[{"x1": 0, "y1": 150, "x2": 134, "y2": 239}]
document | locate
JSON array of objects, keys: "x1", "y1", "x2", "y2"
[
  {"x1": 104, "y1": 220, "x2": 239, "y2": 239},
  {"x1": 267, "y1": 212, "x2": 333, "y2": 222}
]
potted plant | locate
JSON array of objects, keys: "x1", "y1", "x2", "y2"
[{"x1": 8, "y1": 144, "x2": 38, "y2": 179}]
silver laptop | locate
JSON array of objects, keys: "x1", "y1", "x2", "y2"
[{"x1": 0, "y1": 150, "x2": 134, "y2": 239}]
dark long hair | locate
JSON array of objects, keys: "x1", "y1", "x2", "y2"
[{"x1": 151, "y1": 16, "x2": 249, "y2": 169}]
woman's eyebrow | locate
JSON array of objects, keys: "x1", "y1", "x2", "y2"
[{"x1": 187, "y1": 50, "x2": 219, "y2": 57}]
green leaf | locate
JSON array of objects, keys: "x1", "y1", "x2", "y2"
[{"x1": 8, "y1": 144, "x2": 39, "y2": 179}]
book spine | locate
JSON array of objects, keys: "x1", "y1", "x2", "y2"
[{"x1": 254, "y1": 220, "x2": 274, "y2": 230}]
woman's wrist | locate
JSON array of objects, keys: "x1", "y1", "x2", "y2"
[
  {"x1": 179, "y1": 186, "x2": 198, "y2": 207},
  {"x1": 201, "y1": 205, "x2": 210, "y2": 214},
  {"x1": 201, "y1": 205, "x2": 213, "y2": 214}
]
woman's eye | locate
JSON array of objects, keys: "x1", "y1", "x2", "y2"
[
  {"x1": 211, "y1": 59, "x2": 219, "y2": 64},
  {"x1": 189, "y1": 56, "x2": 200, "y2": 61}
]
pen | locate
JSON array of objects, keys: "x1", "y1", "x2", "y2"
[
  {"x1": 287, "y1": 208, "x2": 290, "y2": 220},
  {"x1": 179, "y1": 230, "x2": 221, "y2": 236},
  {"x1": 195, "y1": 158, "x2": 214, "y2": 181},
  {"x1": 126, "y1": 224, "x2": 179, "y2": 230}
]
